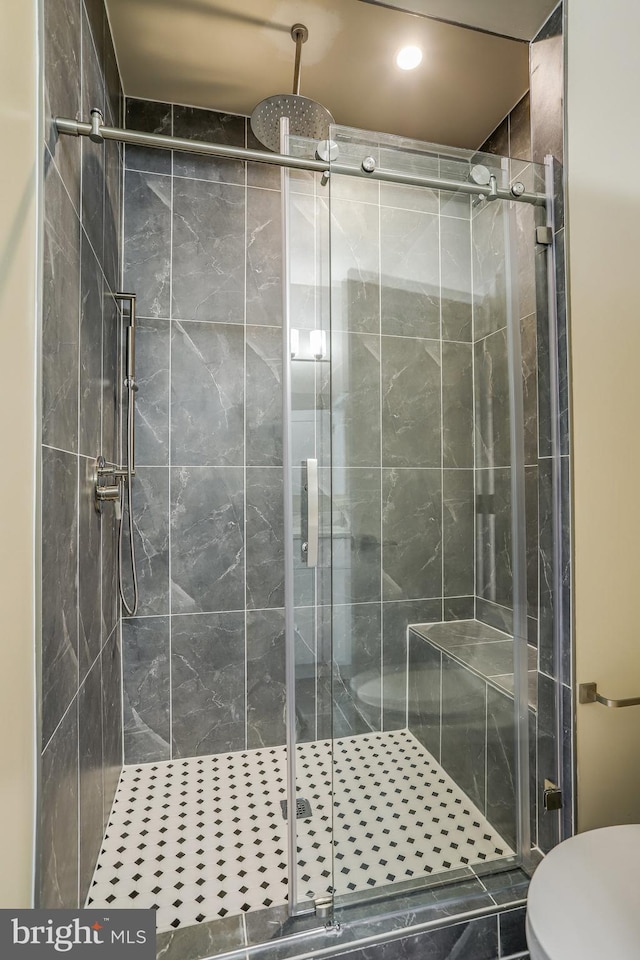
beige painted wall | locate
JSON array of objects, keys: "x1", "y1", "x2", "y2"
[
  {"x1": 0, "y1": 0, "x2": 39, "y2": 905},
  {"x1": 567, "y1": 0, "x2": 640, "y2": 830}
]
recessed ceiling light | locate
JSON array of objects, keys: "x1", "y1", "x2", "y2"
[{"x1": 396, "y1": 46, "x2": 423, "y2": 71}]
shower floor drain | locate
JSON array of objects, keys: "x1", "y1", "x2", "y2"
[{"x1": 280, "y1": 797, "x2": 313, "y2": 819}]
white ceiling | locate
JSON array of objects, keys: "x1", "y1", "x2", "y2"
[
  {"x1": 105, "y1": 0, "x2": 543, "y2": 149},
  {"x1": 362, "y1": 0, "x2": 560, "y2": 42}
]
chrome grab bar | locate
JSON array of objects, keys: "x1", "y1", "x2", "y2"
[
  {"x1": 579, "y1": 682, "x2": 640, "y2": 709},
  {"x1": 302, "y1": 458, "x2": 319, "y2": 568}
]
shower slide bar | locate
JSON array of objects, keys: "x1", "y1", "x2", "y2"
[{"x1": 55, "y1": 110, "x2": 547, "y2": 207}]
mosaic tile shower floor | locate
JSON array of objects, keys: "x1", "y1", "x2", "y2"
[{"x1": 87, "y1": 730, "x2": 511, "y2": 933}]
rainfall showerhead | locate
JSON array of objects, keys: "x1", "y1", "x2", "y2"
[{"x1": 250, "y1": 24, "x2": 334, "y2": 153}]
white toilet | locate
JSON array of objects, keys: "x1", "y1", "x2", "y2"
[{"x1": 526, "y1": 824, "x2": 640, "y2": 959}]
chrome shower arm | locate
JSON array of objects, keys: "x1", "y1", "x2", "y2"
[{"x1": 291, "y1": 23, "x2": 308, "y2": 95}]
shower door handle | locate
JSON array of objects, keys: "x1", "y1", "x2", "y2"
[{"x1": 303, "y1": 458, "x2": 319, "y2": 568}]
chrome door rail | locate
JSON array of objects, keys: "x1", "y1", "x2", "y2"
[
  {"x1": 579, "y1": 683, "x2": 640, "y2": 708},
  {"x1": 55, "y1": 112, "x2": 547, "y2": 207}
]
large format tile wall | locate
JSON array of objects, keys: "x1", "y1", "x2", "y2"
[
  {"x1": 326, "y1": 152, "x2": 475, "y2": 738},
  {"x1": 478, "y1": 1, "x2": 573, "y2": 853},
  {"x1": 120, "y1": 103, "x2": 477, "y2": 761},
  {"x1": 121, "y1": 99, "x2": 289, "y2": 764},
  {"x1": 39, "y1": 0, "x2": 124, "y2": 907}
]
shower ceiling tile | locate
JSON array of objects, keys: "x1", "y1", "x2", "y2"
[{"x1": 105, "y1": 0, "x2": 531, "y2": 150}]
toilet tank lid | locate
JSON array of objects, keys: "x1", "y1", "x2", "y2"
[{"x1": 527, "y1": 824, "x2": 640, "y2": 960}]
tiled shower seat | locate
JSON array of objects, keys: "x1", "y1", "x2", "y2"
[{"x1": 408, "y1": 619, "x2": 538, "y2": 851}]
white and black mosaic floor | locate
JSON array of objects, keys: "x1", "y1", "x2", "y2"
[{"x1": 87, "y1": 730, "x2": 512, "y2": 933}]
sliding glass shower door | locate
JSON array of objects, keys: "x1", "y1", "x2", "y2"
[{"x1": 282, "y1": 125, "x2": 547, "y2": 918}]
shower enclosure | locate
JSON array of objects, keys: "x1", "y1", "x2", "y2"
[{"x1": 60, "y1": 103, "x2": 558, "y2": 956}]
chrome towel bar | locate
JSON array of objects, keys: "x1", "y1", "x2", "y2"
[{"x1": 579, "y1": 682, "x2": 640, "y2": 708}]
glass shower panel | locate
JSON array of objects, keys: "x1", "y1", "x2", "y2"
[
  {"x1": 283, "y1": 136, "x2": 334, "y2": 913},
  {"x1": 327, "y1": 127, "x2": 538, "y2": 909}
]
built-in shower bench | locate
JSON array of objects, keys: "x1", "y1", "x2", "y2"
[
  {"x1": 410, "y1": 619, "x2": 537, "y2": 711},
  {"x1": 406, "y1": 619, "x2": 538, "y2": 850}
]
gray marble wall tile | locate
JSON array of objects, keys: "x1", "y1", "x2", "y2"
[
  {"x1": 537, "y1": 672, "x2": 561, "y2": 853},
  {"x1": 247, "y1": 608, "x2": 286, "y2": 748},
  {"x1": 246, "y1": 324, "x2": 283, "y2": 466},
  {"x1": 43, "y1": 163, "x2": 80, "y2": 453},
  {"x1": 408, "y1": 635, "x2": 441, "y2": 759},
  {"x1": 382, "y1": 598, "x2": 442, "y2": 730},
  {"x1": 247, "y1": 125, "x2": 282, "y2": 190},
  {"x1": 289, "y1": 192, "x2": 319, "y2": 331},
  {"x1": 441, "y1": 657, "x2": 487, "y2": 813},
  {"x1": 538, "y1": 458, "x2": 553, "y2": 675},
  {"x1": 476, "y1": 468, "x2": 512, "y2": 610},
  {"x1": 101, "y1": 628, "x2": 123, "y2": 828},
  {"x1": 122, "y1": 617, "x2": 171, "y2": 763},
  {"x1": 535, "y1": 247, "x2": 552, "y2": 459},
  {"x1": 382, "y1": 337, "x2": 441, "y2": 468},
  {"x1": 246, "y1": 468, "x2": 284, "y2": 610},
  {"x1": 531, "y1": 7, "x2": 564, "y2": 164},
  {"x1": 475, "y1": 329, "x2": 510, "y2": 469},
  {"x1": 328, "y1": 915, "x2": 498, "y2": 960},
  {"x1": 441, "y1": 215, "x2": 473, "y2": 342},
  {"x1": 172, "y1": 612, "x2": 246, "y2": 757},
  {"x1": 380, "y1": 179, "x2": 439, "y2": 216},
  {"x1": 170, "y1": 467, "x2": 244, "y2": 613},
  {"x1": 515, "y1": 202, "x2": 536, "y2": 321},
  {"x1": 80, "y1": 6, "x2": 105, "y2": 265},
  {"x1": 522, "y1": 313, "x2": 538, "y2": 466},
  {"x1": 333, "y1": 333, "x2": 380, "y2": 468},
  {"x1": 84, "y1": 0, "x2": 105, "y2": 65},
  {"x1": 124, "y1": 467, "x2": 170, "y2": 616},
  {"x1": 475, "y1": 598, "x2": 513, "y2": 636},
  {"x1": 486, "y1": 686, "x2": 517, "y2": 850},
  {"x1": 171, "y1": 321, "x2": 244, "y2": 466},
  {"x1": 78, "y1": 457, "x2": 102, "y2": 680},
  {"x1": 172, "y1": 178, "x2": 245, "y2": 323},
  {"x1": 103, "y1": 138, "x2": 122, "y2": 292},
  {"x1": 42, "y1": 447, "x2": 78, "y2": 746},
  {"x1": 101, "y1": 266, "x2": 120, "y2": 464},
  {"x1": 125, "y1": 98, "x2": 173, "y2": 174},
  {"x1": 481, "y1": 117, "x2": 509, "y2": 158},
  {"x1": 442, "y1": 341, "x2": 473, "y2": 468},
  {"x1": 443, "y1": 469, "x2": 474, "y2": 600},
  {"x1": 331, "y1": 199, "x2": 380, "y2": 334},
  {"x1": 333, "y1": 469, "x2": 381, "y2": 605},
  {"x1": 555, "y1": 228, "x2": 570, "y2": 456},
  {"x1": 499, "y1": 906, "x2": 527, "y2": 958},
  {"x1": 79, "y1": 237, "x2": 103, "y2": 458},
  {"x1": 102, "y1": 11, "x2": 122, "y2": 126},
  {"x1": 472, "y1": 202, "x2": 507, "y2": 341},
  {"x1": 79, "y1": 657, "x2": 104, "y2": 903},
  {"x1": 173, "y1": 106, "x2": 245, "y2": 184},
  {"x1": 509, "y1": 93, "x2": 532, "y2": 162},
  {"x1": 382, "y1": 469, "x2": 442, "y2": 601},
  {"x1": 246, "y1": 186, "x2": 283, "y2": 326},
  {"x1": 39, "y1": 700, "x2": 78, "y2": 908},
  {"x1": 44, "y1": 0, "x2": 81, "y2": 209},
  {"x1": 381, "y1": 208, "x2": 440, "y2": 339},
  {"x1": 525, "y1": 466, "x2": 539, "y2": 625},
  {"x1": 444, "y1": 596, "x2": 475, "y2": 620},
  {"x1": 156, "y1": 916, "x2": 245, "y2": 960},
  {"x1": 135, "y1": 318, "x2": 170, "y2": 466},
  {"x1": 123, "y1": 170, "x2": 171, "y2": 318},
  {"x1": 332, "y1": 602, "x2": 383, "y2": 735}
]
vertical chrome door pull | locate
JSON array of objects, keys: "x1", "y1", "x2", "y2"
[{"x1": 303, "y1": 458, "x2": 319, "y2": 568}]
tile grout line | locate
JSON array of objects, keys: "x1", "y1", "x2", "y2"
[
  {"x1": 168, "y1": 103, "x2": 174, "y2": 762},
  {"x1": 243, "y1": 116, "x2": 248, "y2": 752}
]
